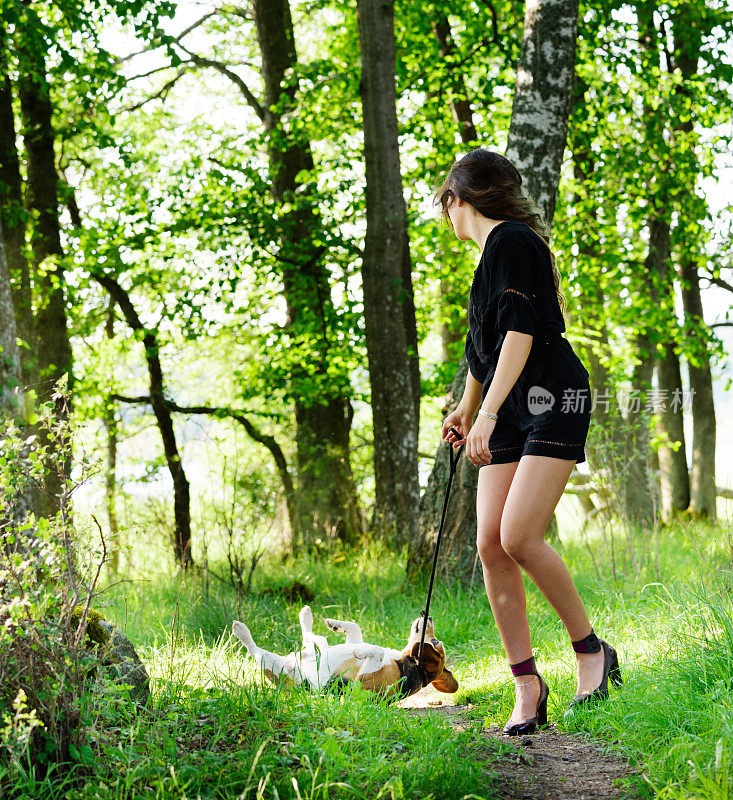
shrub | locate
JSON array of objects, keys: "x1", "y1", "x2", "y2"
[{"x1": 0, "y1": 400, "x2": 105, "y2": 791}]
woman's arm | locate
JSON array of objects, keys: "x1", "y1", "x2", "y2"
[
  {"x1": 465, "y1": 331, "x2": 533, "y2": 466},
  {"x1": 461, "y1": 368, "x2": 483, "y2": 416},
  {"x1": 480, "y1": 331, "x2": 533, "y2": 417}
]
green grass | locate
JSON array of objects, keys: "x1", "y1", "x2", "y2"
[{"x1": 5, "y1": 519, "x2": 733, "y2": 799}]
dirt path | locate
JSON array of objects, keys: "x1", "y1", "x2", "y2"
[{"x1": 399, "y1": 687, "x2": 642, "y2": 800}]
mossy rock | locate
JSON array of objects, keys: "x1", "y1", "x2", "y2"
[{"x1": 71, "y1": 607, "x2": 150, "y2": 707}]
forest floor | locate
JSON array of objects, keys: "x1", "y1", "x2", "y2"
[
  {"x1": 10, "y1": 517, "x2": 731, "y2": 799},
  {"x1": 400, "y1": 686, "x2": 641, "y2": 799}
]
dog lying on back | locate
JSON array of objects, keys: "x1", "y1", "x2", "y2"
[{"x1": 232, "y1": 606, "x2": 458, "y2": 700}]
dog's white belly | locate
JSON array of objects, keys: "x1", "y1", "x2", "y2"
[
  {"x1": 285, "y1": 643, "x2": 399, "y2": 690},
  {"x1": 300, "y1": 643, "x2": 403, "y2": 689}
]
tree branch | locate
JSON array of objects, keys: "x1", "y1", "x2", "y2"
[
  {"x1": 110, "y1": 393, "x2": 296, "y2": 510},
  {"x1": 121, "y1": 69, "x2": 188, "y2": 113},
  {"x1": 115, "y1": 9, "x2": 220, "y2": 66},
  {"x1": 175, "y1": 44, "x2": 266, "y2": 122},
  {"x1": 707, "y1": 274, "x2": 733, "y2": 294}
]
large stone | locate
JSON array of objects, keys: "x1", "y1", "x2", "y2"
[
  {"x1": 97, "y1": 620, "x2": 150, "y2": 706},
  {"x1": 72, "y1": 608, "x2": 150, "y2": 707}
]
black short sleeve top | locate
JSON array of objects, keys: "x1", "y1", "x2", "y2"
[{"x1": 464, "y1": 220, "x2": 565, "y2": 384}]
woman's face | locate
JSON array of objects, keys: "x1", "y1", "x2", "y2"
[{"x1": 445, "y1": 190, "x2": 474, "y2": 241}]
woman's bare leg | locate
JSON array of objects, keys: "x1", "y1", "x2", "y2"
[
  {"x1": 476, "y1": 460, "x2": 542, "y2": 724},
  {"x1": 499, "y1": 455, "x2": 605, "y2": 696}
]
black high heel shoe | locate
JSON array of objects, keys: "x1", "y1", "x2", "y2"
[
  {"x1": 502, "y1": 673, "x2": 550, "y2": 736},
  {"x1": 568, "y1": 634, "x2": 623, "y2": 709}
]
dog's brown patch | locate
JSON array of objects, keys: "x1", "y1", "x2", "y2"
[
  {"x1": 334, "y1": 657, "x2": 362, "y2": 682},
  {"x1": 357, "y1": 661, "x2": 402, "y2": 694},
  {"x1": 263, "y1": 668, "x2": 297, "y2": 687}
]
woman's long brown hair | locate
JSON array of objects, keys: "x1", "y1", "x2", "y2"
[{"x1": 434, "y1": 148, "x2": 567, "y2": 316}]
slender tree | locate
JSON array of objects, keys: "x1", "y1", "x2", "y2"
[
  {"x1": 92, "y1": 272, "x2": 194, "y2": 569},
  {"x1": 628, "y1": 2, "x2": 684, "y2": 527},
  {"x1": 245, "y1": 0, "x2": 364, "y2": 548},
  {"x1": 0, "y1": 33, "x2": 34, "y2": 394},
  {"x1": 0, "y1": 219, "x2": 34, "y2": 550},
  {"x1": 0, "y1": 221, "x2": 21, "y2": 414},
  {"x1": 671, "y1": 4, "x2": 718, "y2": 521},
  {"x1": 15, "y1": 29, "x2": 73, "y2": 519},
  {"x1": 357, "y1": 0, "x2": 421, "y2": 543}
]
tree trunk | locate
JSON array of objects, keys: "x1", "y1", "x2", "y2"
[
  {"x1": 655, "y1": 343, "x2": 690, "y2": 520},
  {"x1": 431, "y1": 13, "x2": 478, "y2": 365},
  {"x1": 431, "y1": 14, "x2": 479, "y2": 146},
  {"x1": 624, "y1": 218, "x2": 663, "y2": 529},
  {"x1": 252, "y1": 0, "x2": 363, "y2": 549},
  {"x1": 356, "y1": 0, "x2": 421, "y2": 545},
  {"x1": 412, "y1": 357, "x2": 478, "y2": 575},
  {"x1": 505, "y1": 0, "x2": 580, "y2": 222},
  {"x1": 568, "y1": 74, "x2": 630, "y2": 518},
  {"x1": 0, "y1": 220, "x2": 34, "y2": 548},
  {"x1": 410, "y1": 0, "x2": 580, "y2": 575},
  {"x1": 0, "y1": 221, "x2": 21, "y2": 414},
  {"x1": 671, "y1": 7, "x2": 717, "y2": 521},
  {"x1": 0, "y1": 68, "x2": 34, "y2": 397},
  {"x1": 679, "y1": 257, "x2": 717, "y2": 520},
  {"x1": 104, "y1": 300, "x2": 121, "y2": 572},
  {"x1": 627, "y1": 3, "x2": 677, "y2": 529},
  {"x1": 94, "y1": 273, "x2": 193, "y2": 569},
  {"x1": 18, "y1": 48, "x2": 73, "y2": 520}
]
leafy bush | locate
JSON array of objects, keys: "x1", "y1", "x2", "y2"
[{"x1": 0, "y1": 405, "x2": 107, "y2": 793}]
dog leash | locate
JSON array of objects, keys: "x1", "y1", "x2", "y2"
[{"x1": 417, "y1": 426, "x2": 465, "y2": 664}]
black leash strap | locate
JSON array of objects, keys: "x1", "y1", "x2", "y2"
[{"x1": 417, "y1": 426, "x2": 465, "y2": 664}]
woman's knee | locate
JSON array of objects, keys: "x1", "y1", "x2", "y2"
[
  {"x1": 476, "y1": 525, "x2": 508, "y2": 566},
  {"x1": 500, "y1": 526, "x2": 539, "y2": 567}
]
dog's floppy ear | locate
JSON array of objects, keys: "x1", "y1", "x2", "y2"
[
  {"x1": 410, "y1": 641, "x2": 445, "y2": 682},
  {"x1": 431, "y1": 667, "x2": 459, "y2": 693}
]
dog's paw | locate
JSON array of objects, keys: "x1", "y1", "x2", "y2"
[
  {"x1": 299, "y1": 606, "x2": 313, "y2": 627},
  {"x1": 232, "y1": 620, "x2": 254, "y2": 646},
  {"x1": 324, "y1": 618, "x2": 344, "y2": 633}
]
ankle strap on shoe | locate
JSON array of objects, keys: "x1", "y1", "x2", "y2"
[
  {"x1": 509, "y1": 656, "x2": 538, "y2": 677},
  {"x1": 572, "y1": 629, "x2": 602, "y2": 654}
]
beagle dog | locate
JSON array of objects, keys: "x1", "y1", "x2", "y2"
[{"x1": 232, "y1": 606, "x2": 458, "y2": 700}]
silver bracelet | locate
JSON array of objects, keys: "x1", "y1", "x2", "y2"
[{"x1": 478, "y1": 409, "x2": 498, "y2": 421}]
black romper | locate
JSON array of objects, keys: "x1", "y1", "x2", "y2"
[{"x1": 465, "y1": 220, "x2": 592, "y2": 465}]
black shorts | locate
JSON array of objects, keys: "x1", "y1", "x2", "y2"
[{"x1": 484, "y1": 334, "x2": 592, "y2": 465}]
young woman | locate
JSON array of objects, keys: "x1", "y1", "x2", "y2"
[{"x1": 437, "y1": 149, "x2": 621, "y2": 735}]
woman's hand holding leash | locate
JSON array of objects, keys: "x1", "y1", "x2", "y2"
[
  {"x1": 441, "y1": 406, "x2": 472, "y2": 447},
  {"x1": 441, "y1": 404, "x2": 495, "y2": 467}
]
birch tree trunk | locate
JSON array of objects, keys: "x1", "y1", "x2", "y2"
[
  {"x1": 505, "y1": 0, "x2": 580, "y2": 222},
  {"x1": 410, "y1": 0, "x2": 580, "y2": 576},
  {"x1": 357, "y1": 0, "x2": 421, "y2": 544}
]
